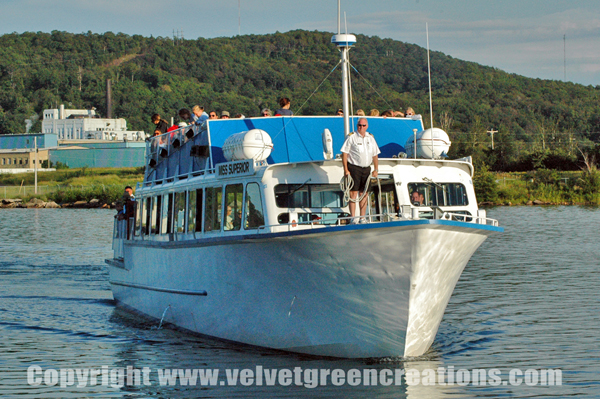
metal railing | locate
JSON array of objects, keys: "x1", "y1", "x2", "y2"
[
  {"x1": 440, "y1": 211, "x2": 499, "y2": 226},
  {"x1": 112, "y1": 217, "x2": 136, "y2": 259},
  {"x1": 256, "y1": 213, "x2": 395, "y2": 234},
  {"x1": 144, "y1": 124, "x2": 216, "y2": 184},
  {"x1": 112, "y1": 218, "x2": 126, "y2": 259},
  {"x1": 255, "y1": 209, "x2": 499, "y2": 234}
]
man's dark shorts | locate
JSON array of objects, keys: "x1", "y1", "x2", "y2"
[{"x1": 348, "y1": 163, "x2": 371, "y2": 193}]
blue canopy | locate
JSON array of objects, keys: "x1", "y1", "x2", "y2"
[{"x1": 206, "y1": 116, "x2": 424, "y2": 165}]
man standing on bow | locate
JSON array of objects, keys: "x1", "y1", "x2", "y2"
[{"x1": 341, "y1": 118, "x2": 380, "y2": 224}]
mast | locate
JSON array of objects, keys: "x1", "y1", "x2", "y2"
[
  {"x1": 331, "y1": 1, "x2": 356, "y2": 138},
  {"x1": 426, "y1": 23, "x2": 434, "y2": 159}
]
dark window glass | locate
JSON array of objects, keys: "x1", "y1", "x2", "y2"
[
  {"x1": 134, "y1": 199, "x2": 142, "y2": 236},
  {"x1": 224, "y1": 184, "x2": 243, "y2": 231},
  {"x1": 188, "y1": 190, "x2": 197, "y2": 233},
  {"x1": 161, "y1": 193, "x2": 174, "y2": 234},
  {"x1": 151, "y1": 196, "x2": 162, "y2": 234},
  {"x1": 142, "y1": 197, "x2": 151, "y2": 235},
  {"x1": 195, "y1": 189, "x2": 203, "y2": 232},
  {"x1": 245, "y1": 183, "x2": 265, "y2": 229},
  {"x1": 205, "y1": 187, "x2": 222, "y2": 232},
  {"x1": 274, "y1": 184, "x2": 344, "y2": 208},
  {"x1": 407, "y1": 183, "x2": 468, "y2": 207},
  {"x1": 174, "y1": 192, "x2": 186, "y2": 233}
]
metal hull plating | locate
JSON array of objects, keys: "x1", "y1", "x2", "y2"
[{"x1": 108, "y1": 220, "x2": 496, "y2": 358}]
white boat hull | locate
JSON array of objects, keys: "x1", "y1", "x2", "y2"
[{"x1": 108, "y1": 220, "x2": 495, "y2": 358}]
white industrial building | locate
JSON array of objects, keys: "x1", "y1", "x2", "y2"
[{"x1": 41, "y1": 105, "x2": 146, "y2": 141}]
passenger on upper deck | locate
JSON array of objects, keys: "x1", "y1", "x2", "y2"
[
  {"x1": 381, "y1": 109, "x2": 394, "y2": 118},
  {"x1": 261, "y1": 108, "x2": 272, "y2": 117},
  {"x1": 275, "y1": 97, "x2": 293, "y2": 116},
  {"x1": 178, "y1": 108, "x2": 193, "y2": 124},
  {"x1": 191, "y1": 105, "x2": 209, "y2": 125},
  {"x1": 151, "y1": 114, "x2": 168, "y2": 136},
  {"x1": 167, "y1": 122, "x2": 183, "y2": 132},
  {"x1": 394, "y1": 110, "x2": 405, "y2": 117},
  {"x1": 341, "y1": 118, "x2": 381, "y2": 224},
  {"x1": 220, "y1": 111, "x2": 230, "y2": 119},
  {"x1": 369, "y1": 109, "x2": 380, "y2": 117},
  {"x1": 336, "y1": 108, "x2": 344, "y2": 116},
  {"x1": 356, "y1": 109, "x2": 366, "y2": 116},
  {"x1": 405, "y1": 107, "x2": 416, "y2": 117},
  {"x1": 208, "y1": 111, "x2": 218, "y2": 119}
]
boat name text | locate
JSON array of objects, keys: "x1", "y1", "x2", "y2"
[{"x1": 217, "y1": 160, "x2": 254, "y2": 178}]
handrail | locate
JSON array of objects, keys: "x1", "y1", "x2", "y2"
[
  {"x1": 145, "y1": 124, "x2": 212, "y2": 183},
  {"x1": 255, "y1": 210, "x2": 499, "y2": 234},
  {"x1": 441, "y1": 211, "x2": 499, "y2": 226},
  {"x1": 256, "y1": 213, "x2": 392, "y2": 233}
]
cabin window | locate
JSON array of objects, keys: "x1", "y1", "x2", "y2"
[
  {"x1": 407, "y1": 183, "x2": 468, "y2": 207},
  {"x1": 161, "y1": 193, "x2": 174, "y2": 234},
  {"x1": 224, "y1": 184, "x2": 243, "y2": 231},
  {"x1": 142, "y1": 197, "x2": 150, "y2": 235},
  {"x1": 188, "y1": 189, "x2": 199, "y2": 233},
  {"x1": 274, "y1": 184, "x2": 345, "y2": 208},
  {"x1": 173, "y1": 192, "x2": 186, "y2": 233},
  {"x1": 245, "y1": 183, "x2": 265, "y2": 229},
  {"x1": 134, "y1": 199, "x2": 142, "y2": 236},
  {"x1": 151, "y1": 195, "x2": 162, "y2": 234},
  {"x1": 195, "y1": 189, "x2": 204, "y2": 232},
  {"x1": 205, "y1": 187, "x2": 222, "y2": 232}
]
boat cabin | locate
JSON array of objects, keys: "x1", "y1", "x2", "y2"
[{"x1": 111, "y1": 115, "x2": 496, "y2": 257}]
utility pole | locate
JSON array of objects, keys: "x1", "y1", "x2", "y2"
[
  {"x1": 34, "y1": 137, "x2": 38, "y2": 194},
  {"x1": 487, "y1": 129, "x2": 498, "y2": 150},
  {"x1": 564, "y1": 34, "x2": 567, "y2": 82}
]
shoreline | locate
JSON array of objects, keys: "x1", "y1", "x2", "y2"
[
  {"x1": 3, "y1": 198, "x2": 597, "y2": 210},
  {"x1": 1, "y1": 198, "x2": 115, "y2": 209}
]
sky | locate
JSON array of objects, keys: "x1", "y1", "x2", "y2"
[{"x1": 1, "y1": 0, "x2": 599, "y2": 86}]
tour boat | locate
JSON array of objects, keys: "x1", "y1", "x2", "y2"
[{"x1": 106, "y1": 23, "x2": 502, "y2": 359}]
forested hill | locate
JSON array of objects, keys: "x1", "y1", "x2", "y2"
[{"x1": 1, "y1": 30, "x2": 599, "y2": 170}]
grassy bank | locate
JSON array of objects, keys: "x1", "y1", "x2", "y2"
[
  {"x1": 475, "y1": 169, "x2": 600, "y2": 205},
  {"x1": 0, "y1": 167, "x2": 144, "y2": 204},
  {"x1": 2, "y1": 166, "x2": 599, "y2": 206}
]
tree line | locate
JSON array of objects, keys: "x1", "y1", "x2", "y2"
[{"x1": 1, "y1": 29, "x2": 599, "y2": 171}]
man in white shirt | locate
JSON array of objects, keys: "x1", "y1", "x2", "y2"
[{"x1": 341, "y1": 118, "x2": 380, "y2": 224}]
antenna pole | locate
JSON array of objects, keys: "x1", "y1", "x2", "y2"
[
  {"x1": 337, "y1": 0, "x2": 340, "y2": 34},
  {"x1": 426, "y1": 23, "x2": 434, "y2": 159},
  {"x1": 331, "y1": 4, "x2": 356, "y2": 138},
  {"x1": 563, "y1": 34, "x2": 566, "y2": 82},
  {"x1": 341, "y1": 42, "x2": 351, "y2": 137}
]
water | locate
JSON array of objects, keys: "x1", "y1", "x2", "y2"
[{"x1": 1, "y1": 207, "x2": 598, "y2": 398}]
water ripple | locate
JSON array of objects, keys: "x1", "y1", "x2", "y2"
[{"x1": 1, "y1": 207, "x2": 599, "y2": 398}]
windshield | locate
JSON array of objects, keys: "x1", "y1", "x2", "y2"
[{"x1": 407, "y1": 182, "x2": 468, "y2": 207}]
